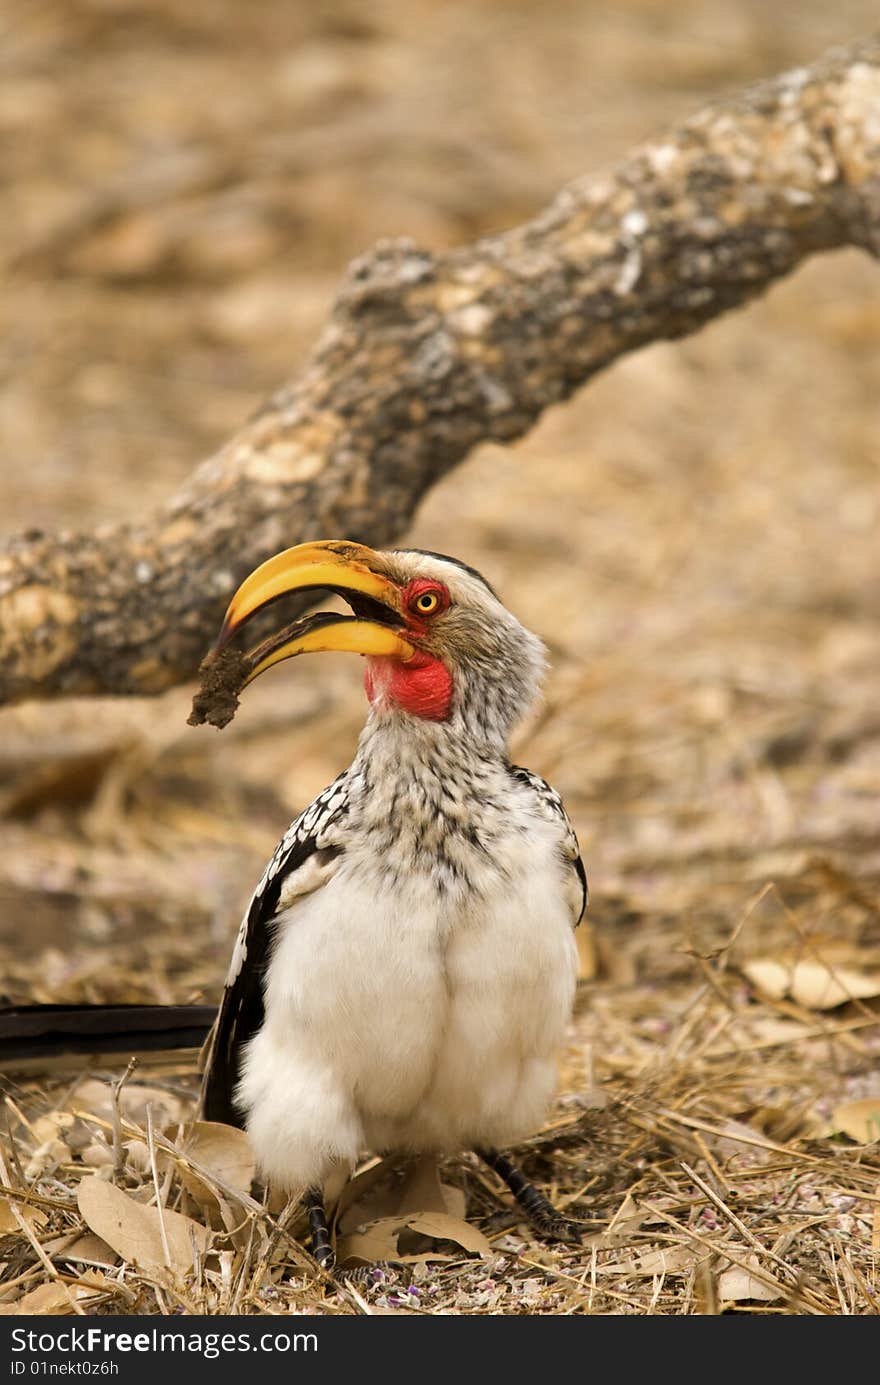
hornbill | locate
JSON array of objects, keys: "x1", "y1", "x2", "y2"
[
  {"x1": 0, "y1": 542, "x2": 587, "y2": 1270},
  {"x1": 198, "y1": 541, "x2": 587, "y2": 1269}
]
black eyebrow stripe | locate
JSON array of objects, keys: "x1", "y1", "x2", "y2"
[{"x1": 395, "y1": 549, "x2": 499, "y2": 598}]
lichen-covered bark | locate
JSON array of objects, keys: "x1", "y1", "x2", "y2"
[{"x1": 1, "y1": 37, "x2": 878, "y2": 705}]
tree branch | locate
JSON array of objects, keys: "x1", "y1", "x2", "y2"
[{"x1": 1, "y1": 37, "x2": 878, "y2": 705}]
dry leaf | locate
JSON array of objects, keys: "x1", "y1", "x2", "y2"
[
  {"x1": 741, "y1": 1015, "x2": 811, "y2": 1047},
  {"x1": 72, "y1": 1079, "x2": 185, "y2": 1127},
  {"x1": 122, "y1": 1139, "x2": 151, "y2": 1175},
  {"x1": 333, "y1": 1154, "x2": 477, "y2": 1266},
  {"x1": 832, "y1": 1098, "x2": 880, "y2": 1144},
  {"x1": 709, "y1": 1119, "x2": 776, "y2": 1167},
  {"x1": 404, "y1": 1211, "x2": 491, "y2": 1255},
  {"x1": 335, "y1": 1161, "x2": 406, "y2": 1232},
  {"x1": 742, "y1": 959, "x2": 790, "y2": 1000},
  {"x1": 336, "y1": 1209, "x2": 490, "y2": 1267},
  {"x1": 30, "y1": 1111, "x2": 75, "y2": 1144},
  {"x1": 602, "y1": 1191, "x2": 644, "y2": 1239},
  {"x1": 58, "y1": 1232, "x2": 119, "y2": 1267},
  {"x1": 335, "y1": 1154, "x2": 464, "y2": 1234},
  {"x1": 179, "y1": 1121, "x2": 256, "y2": 1196},
  {"x1": 790, "y1": 961, "x2": 880, "y2": 1010},
  {"x1": 0, "y1": 1199, "x2": 47, "y2": 1234},
  {"x1": 81, "y1": 1141, "x2": 114, "y2": 1168},
  {"x1": 336, "y1": 1215, "x2": 408, "y2": 1266},
  {"x1": 2, "y1": 1282, "x2": 97, "y2": 1316},
  {"x1": 162, "y1": 1122, "x2": 257, "y2": 1236},
  {"x1": 600, "y1": 1245, "x2": 694, "y2": 1277},
  {"x1": 743, "y1": 956, "x2": 880, "y2": 1010},
  {"x1": 717, "y1": 1255, "x2": 782, "y2": 1303},
  {"x1": 632, "y1": 1246, "x2": 694, "y2": 1276},
  {"x1": 395, "y1": 1155, "x2": 465, "y2": 1220},
  {"x1": 77, "y1": 1174, "x2": 209, "y2": 1275},
  {"x1": 24, "y1": 1138, "x2": 69, "y2": 1181}
]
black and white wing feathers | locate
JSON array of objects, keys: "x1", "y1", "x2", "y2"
[
  {"x1": 508, "y1": 764, "x2": 587, "y2": 926},
  {"x1": 201, "y1": 771, "x2": 351, "y2": 1127}
]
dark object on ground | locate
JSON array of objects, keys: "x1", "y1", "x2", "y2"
[{"x1": 0, "y1": 1003, "x2": 216, "y2": 1066}]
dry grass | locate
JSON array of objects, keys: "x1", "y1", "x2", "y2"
[
  {"x1": 1, "y1": 0, "x2": 879, "y2": 1315},
  {"x1": 1, "y1": 927, "x2": 879, "y2": 1315}
]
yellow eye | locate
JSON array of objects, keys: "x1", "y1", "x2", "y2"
[{"x1": 416, "y1": 591, "x2": 439, "y2": 614}]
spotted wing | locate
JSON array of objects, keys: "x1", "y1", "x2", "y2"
[
  {"x1": 200, "y1": 771, "x2": 351, "y2": 1127},
  {"x1": 508, "y1": 764, "x2": 587, "y2": 926}
]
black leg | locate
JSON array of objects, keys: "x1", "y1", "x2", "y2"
[
  {"x1": 476, "y1": 1147, "x2": 582, "y2": 1244},
  {"x1": 304, "y1": 1186, "x2": 335, "y2": 1272}
]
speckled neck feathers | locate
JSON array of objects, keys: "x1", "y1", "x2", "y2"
[{"x1": 349, "y1": 715, "x2": 515, "y2": 898}]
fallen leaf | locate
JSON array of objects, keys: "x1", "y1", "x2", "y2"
[
  {"x1": 336, "y1": 1209, "x2": 490, "y2": 1267},
  {"x1": 742, "y1": 1015, "x2": 812, "y2": 1047},
  {"x1": 404, "y1": 1212, "x2": 492, "y2": 1255},
  {"x1": 1, "y1": 1282, "x2": 99, "y2": 1315},
  {"x1": 159, "y1": 1122, "x2": 256, "y2": 1236},
  {"x1": 0, "y1": 1199, "x2": 47, "y2": 1234},
  {"x1": 718, "y1": 1255, "x2": 782, "y2": 1303},
  {"x1": 30, "y1": 1111, "x2": 75, "y2": 1144},
  {"x1": 179, "y1": 1121, "x2": 256, "y2": 1196},
  {"x1": 24, "y1": 1138, "x2": 69, "y2": 1181},
  {"x1": 395, "y1": 1155, "x2": 466, "y2": 1221},
  {"x1": 72, "y1": 1079, "x2": 184, "y2": 1127},
  {"x1": 831, "y1": 1098, "x2": 880, "y2": 1144},
  {"x1": 332, "y1": 1158, "x2": 392, "y2": 1229},
  {"x1": 599, "y1": 1245, "x2": 694, "y2": 1277},
  {"x1": 602, "y1": 1191, "x2": 644, "y2": 1239},
  {"x1": 742, "y1": 956, "x2": 880, "y2": 1010},
  {"x1": 709, "y1": 1119, "x2": 776, "y2": 1167},
  {"x1": 81, "y1": 1141, "x2": 114, "y2": 1168},
  {"x1": 336, "y1": 1215, "x2": 407, "y2": 1266},
  {"x1": 790, "y1": 961, "x2": 880, "y2": 1010},
  {"x1": 335, "y1": 1154, "x2": 464, "y2": 1235},
  {"x1": 741, "y1": 959, "x2": 790, "y2": 1000},
  {"x1": 77, "y1": 1175, "x2": 209, "y2": 1275},
  {"x1": 633, "y1": 1246, "x2": 695, "y2": 1276},
  {"x1": 58, "y1": 1232, "x2": 119, "y2": 1267},
  {"x1": 122, "y1": 1139, "x2": 151, "y2": 1175}
]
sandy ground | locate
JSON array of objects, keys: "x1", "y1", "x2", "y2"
[{"x1": 0, "y1": 1, "x2": 878, "y2": 1314}]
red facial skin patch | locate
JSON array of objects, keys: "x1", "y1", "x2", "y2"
[
  {"x1": 363, "y1": 577, "x2": 453, "y2": 720},
  {"x1": 364, "y1": 652, "x2": 453, "y2": 721}
]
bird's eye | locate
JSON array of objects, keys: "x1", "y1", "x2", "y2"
[{"x1": 405, "y1": 581, "x2": 449, "y2": 618}]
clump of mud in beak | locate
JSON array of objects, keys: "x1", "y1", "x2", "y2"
[
  {"x1": 186, "y1": 540, "x2": 415, "y2": 729},
  {"x1": 187, "y1": 612, "x2": 333, "y2": 729},
  {"x1": 187, "y1": 645, "x2": 250, "y2": 729}
]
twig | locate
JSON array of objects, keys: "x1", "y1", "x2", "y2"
[{"x1": 110, "y1": 1056, "x2": 138, "y2": 1180}]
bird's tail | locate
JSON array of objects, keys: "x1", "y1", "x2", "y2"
[{"x1": 0, "y1": 1004, "x2": 215, "y2": 1070}]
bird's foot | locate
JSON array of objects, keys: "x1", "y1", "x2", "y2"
[
  {"x1": 475, "y1": 1146, "x2": 583, "y2": 1246},
  {"x1": 522, "y1": 1206, "x2": 583, "y2": 1246},
  {"x1": 335, "y1": 1260, "x2": 411, "y2": 1290},
  {"x1": 304, "y1": 1188, "x2": 412, "y2": 1287},
  {"x1": 304, "y1": 1186, "x2": 335, "y2": 1275}
]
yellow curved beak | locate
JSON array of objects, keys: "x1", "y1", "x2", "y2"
[{"x1": 215, "y1": 540, "x2": 416, "y2": 683}]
